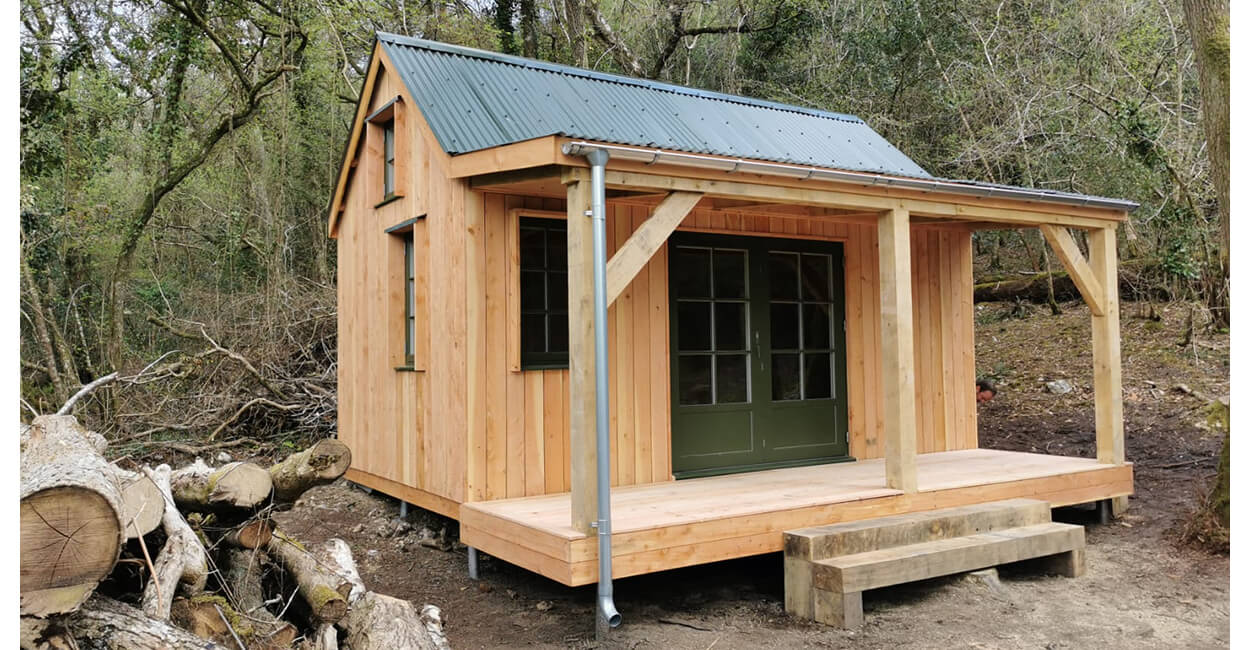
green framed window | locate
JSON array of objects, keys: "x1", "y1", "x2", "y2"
[
  {"x1": 519, "y1": 217, "x2": 568, "y2": 369},
  {"x1": 404, "y1": 235, "x2": 415, "y2": 366},
  {"x1": 383, "y1": 122, "x2": 396, "y2": 198}
]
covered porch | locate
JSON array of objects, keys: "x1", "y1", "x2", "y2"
[{"x1": 460, "y1": 448, "x2": 1133, "y2": 586}]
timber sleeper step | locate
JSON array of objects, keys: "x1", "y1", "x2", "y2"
[{"x1": 783, "y1": 500, "x2": 1086, "y2": 628}]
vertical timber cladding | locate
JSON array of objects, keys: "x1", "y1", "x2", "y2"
[{"x1": 469, "y1": 196, "x2": 979, "y2": 501}]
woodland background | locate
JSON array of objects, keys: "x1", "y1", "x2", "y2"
[{"x1": 18, "y1": 0, "x2": 1230, "y2": 451}]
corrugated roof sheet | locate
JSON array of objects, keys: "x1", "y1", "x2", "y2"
[{"x1": 378, "y1": 32, "x2": 933, "y2": 178}]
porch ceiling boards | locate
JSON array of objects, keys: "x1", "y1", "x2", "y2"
[{"x1": 459, "y1": 449, "x2": 1133, "y2": 586}]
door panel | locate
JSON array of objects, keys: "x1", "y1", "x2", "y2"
[{"x1": 670, "y1": 233, "x2": 849, "y2": 478}]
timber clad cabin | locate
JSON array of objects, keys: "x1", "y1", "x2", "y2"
[{"x1": 328, "y1": 33, "x2": 1135, "y2": 587}]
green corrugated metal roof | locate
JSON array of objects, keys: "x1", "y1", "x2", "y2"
[{"x1": 377, "y1": 32, "x2": 933, "y2": 179}]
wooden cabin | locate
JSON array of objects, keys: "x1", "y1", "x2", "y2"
[{"x1": 328, "y1": 33, "x2": 1135, "y2": 588}]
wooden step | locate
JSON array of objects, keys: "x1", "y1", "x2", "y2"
[
  {"x1": 785, "y1": 498, "x2": 1052, "y2": 562},
  {"x1": 803, "y1": 522, "x2": 1084, "y2": 628},
  {"x1": 783, "y1": 498, "x2": 1053, "y2": 619}
]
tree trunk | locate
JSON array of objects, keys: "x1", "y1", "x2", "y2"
[
  {"x1": 221, "y1": 548, "x2": 299, "y2": 648},
  {"x1": 172, "y1": 458, "x2": 274, "y2": 511},
  {"x1": 269, "y1": 438, "x2": 352, "y2": 503},
  {"x1": 28, "y1": 595, "x2": 228, "y2": 650},
  {"x1": 141, "y1": 464, "x2": 208, "y2": 621},
  {"x1": 117, "y1": 469, "x2": 166, "y2": 539},
  {"x1": 20, "y1": 256, "x2": 67, "y2": 403},
  {"x1": 339, "y1": 592, "x2": 445, "y2": 650},
  {"x1": 267, "y1": 530, "x2": 351, "y2": 624},
  {"x1": 20, "y1": 416, "x2": 124, "y2": 617},
  {"x1": 1183, "y1": 0, "x2": 1230, "y2": 327},
  {"x1": 316, "y1": 538, "x2": 367, "y2": 604}
]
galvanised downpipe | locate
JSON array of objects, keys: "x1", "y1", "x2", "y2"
[{"x1": 587, "y1": 147, "x2": 621, "y2": 637}]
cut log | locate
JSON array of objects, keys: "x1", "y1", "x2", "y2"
[
  {"x1": 170, "y1": 596, "x2": 247, "y2": 647},
  {"x1": 339, "y1": 592, "x2": 444, "y2": 650},
  {"x1": 316, "y1": 538, "x2": 367, "y2": 603},
  {"x1": 224, "y1": 518, "x2": 275, "y2": 549},
  {"x1": 20, "y1": 415, "x2": 125, "y2": 617},
  {"x1": 221, "y1": 548, "x2": 299, "y2": 648},
  {"x1": 270, "y1": 438, "x2": 353, "y2": 503},
  {"x1": 55, "y1": 595, "x2": 227, "y2": 649},
  {"x1": 267, "y1": 530, "x2": 351, "y2": 624},
  {"x1": 141, "y1": 464, "x2": 208, "y2": 621},
  {"x1": 117, "y1": 468, "x2": 166, "y2": 538},
  {"x1": 172, "y1": 458, "x2": 274, "y2": 511}
]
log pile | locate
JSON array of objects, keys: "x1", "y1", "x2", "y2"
[{"x1": 19, "y1": 415, "x2": 448, "y2": 650}]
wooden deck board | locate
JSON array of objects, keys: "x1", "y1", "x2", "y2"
[{"x1": 459, "y1": 449, "x2": 1133, "y2": 586}]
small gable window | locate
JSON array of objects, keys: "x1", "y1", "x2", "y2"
[
  {"x1": 383, "y1": 121, "x2": 396, "y2": 199},
  {"x1": 519, "y1": 217, "x2": 568, "y2": 369}
]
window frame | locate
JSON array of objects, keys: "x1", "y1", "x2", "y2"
[
  {"x1": 404, "y1": 234, "x2": 415, "y2": 366},
  {"x1": 518, "y1": 215, "x2": 570, "y2": 370},
  {"x1": 366, "y1": 95, "x2": 403, "y2": 207}
]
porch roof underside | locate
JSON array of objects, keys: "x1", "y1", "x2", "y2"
[{"x1": 459, "y1": 449, "x2": 1134, "y2": 585}]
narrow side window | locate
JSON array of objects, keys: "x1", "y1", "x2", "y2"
[
  {"x1": 383, "y1": 121, "x2": 396, "y2": 199},
  {"x1": 404, "y1": 234, "x2": 415, "y2": 366},
  {"x1": 519, "y1": 217, "x2": 569, "y2": 369}
]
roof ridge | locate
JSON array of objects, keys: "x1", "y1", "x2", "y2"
[{"x1": 376, "y1": 31, "x2": 864, "y2": 125}]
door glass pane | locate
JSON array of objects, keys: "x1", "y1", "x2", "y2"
[
  {"x1": 520, "y1": 228, "x2": 545, "y2": 267},
  {"x1": 548, "y1": 315, "x2": 568, "y2": 353},
  {"x1": 674, "y1": 247, "x2": 711, "y2": 299},
  {"x1": 803, "y1": 303, "x2": 832, "y2": 350},
  {"x1": 678, "y1": 355, "x2": 713, "y2": 405},
  {"x1": 716, "y1": 354, "x2": 749, "y2": 403},
  {"x1": 677, "y1": 302, "x2": 712, "y2": 351},
  {"x1": 770, "y1": 303, "x2": 799, "y2": 350},
  {"x1": 713, "y1": 250, "x2": 747, "y2": 299},
  {"x1": 801, "y1": 253, "x2": 833, "y2": 301},
  {"x1": 521, "y1": 271, "x2": 546, "y2": 309},
  {"x1": 769, "y1": 252, "x2": 799, "y2": 300},
  {"x1": 715, "y1": 302, "x2": 747, "y2": 351},
  {"x1": 804, "y1": 353, "x2": 832, "y2": 399},
  {"x1": 771, "y1": 353, "x2": 801, "y2": 401}
]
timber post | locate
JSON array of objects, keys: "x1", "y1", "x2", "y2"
[
  {"x1": 878, "y1": 206, "x2": 918, "y2": 493},
  {"x1": 566, "y1": 178, "x2": 598, "y2": 534},
  {"x1": 1088, "y1": 226, "x2": 1125, "y2": 466}
]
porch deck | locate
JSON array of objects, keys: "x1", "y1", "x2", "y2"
[{"x1": 459, "y1": 449, "x2": 1132, "y2": 586}]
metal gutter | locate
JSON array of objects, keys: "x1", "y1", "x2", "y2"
[{"x1": 562, "y1": 142, "x2": 1139, "y2": 213}]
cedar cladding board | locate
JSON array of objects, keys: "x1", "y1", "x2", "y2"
[{"x1": 335, "y1": 36, "x2": 980, "y2": 507}]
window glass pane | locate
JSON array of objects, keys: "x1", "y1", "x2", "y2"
[
  {"x1": 801, "y1": 254, "x2": 832, "y2": 301},
  {"x1": 520, "y1": 271, "x2": 546, "y2": 310},
  {"x1": 768, "y1": 252, "x2": 799, "y2": 300},
  {"x1": 804, "y1": 353, "x2": 832, "y2": 399},
  {"x1": 677, "y1": 301, "x2": 711, "y2": 351},
  {"x1": 547, "y1": 227, "x2": 566, "y2": 268},
  {"x1": 673, "y1": 247, "x2": 711, "y2": 299},
  {"x1": 714, "y1": 302, "x2": 747, "y2": 351},
  {"x1": 803, "y1": 303, "x2": 832, "y2": 350},
  {"x1": 713, "y1": 249, "x2": 746, "y2": 299},
  {"x1": 548, "y1": 315, "x2": 568, "y2": 353},
  {"x1": 521, "y1": 313, "x2": 546, "y2": 354},
  {"x1": 519, "y1": 227, "x2": 546, "y2": 269},
  {"x1": 770, "y1": 302, "x2": 799, "y2": 350},
  {"x1": 547, "y1": 272, "x2": 567, "y2": 310},
  {"x1": 384, "y1": 161, "x2": 394, "y2": 196},
  {"x1": 678, "y1": 355, "x2": 713, "y2": 405},
  {"x1": 771, "y1": 353, "x2": 801, "y2": 401},
  {"x1": 716, "y1": 354, "x2": 749, "y2": 404}
]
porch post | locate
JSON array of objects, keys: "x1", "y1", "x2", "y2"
[
  {"x1": 1088, "y1": 226, "x2": 1125, "y2": 466},
  {"x1": 566, "y1": 179, "x2": 597, "y2": 533},
  {"x1": 878, "y1": 207, "x2": 918, "y2": 493}
]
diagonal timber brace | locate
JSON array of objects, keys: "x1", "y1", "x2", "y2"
[
  {"x1": 604, "y1": 191, "x2": 704, "y2": 305},
  {"x1": 1039, "y1": 225, "x2": 1106, "y2": 317}
]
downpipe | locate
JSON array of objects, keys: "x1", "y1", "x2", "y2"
[{"x1": 587, "y1": 148, "x2": 622, "y2": 637}]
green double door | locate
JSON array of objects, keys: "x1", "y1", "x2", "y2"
[{"x1": 669, "y1": 233, "x2": 849, "y2": 478}]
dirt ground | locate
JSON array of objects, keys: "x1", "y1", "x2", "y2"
[{"x1": 276, "y1": 300, "x2": 1230, "y2": 649}]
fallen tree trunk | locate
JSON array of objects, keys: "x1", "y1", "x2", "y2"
[
  {"x1": 172, "y1": 459, "x2": 274, "y2": 511},
  {"x1": 316, "y1": 538, "x2": 366, "y2": 603},
  {"x1": 20, "y1": 415, "x2": 125, "y2": 617},
  {"x1": 339, "y1": 592, "x2": 445, "y2": 650},
  {"x1": 141, "y1": 464, "x2": 208, "y2": 621},
  {"x1": 224, "y1": 518, "x2": 275, "y2": 549},
  {"x1": 24, "y1": 595, "x2": 227, "y2": 649},
  {"x1": 221, "y1": 548, "x2": 299, "y2": 648},
  {"x1": 267, "y1": 530, "x2": 351, "y2": 624},
  {"x1": 269, "y1": 438, "x2": 352, "y2": 503},
  {"x1": 974, "y1": 270, "x2": 1082, "y2": 304}
]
